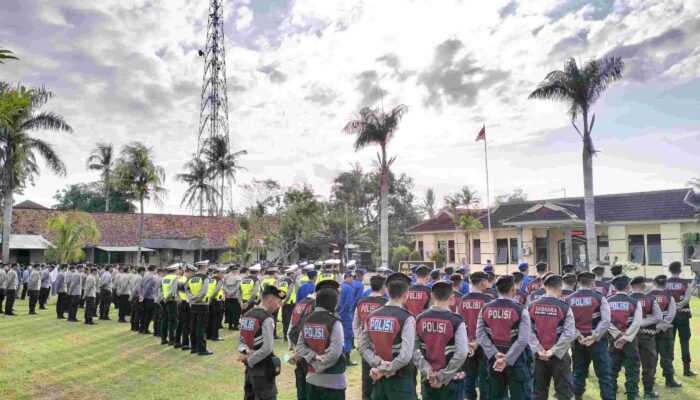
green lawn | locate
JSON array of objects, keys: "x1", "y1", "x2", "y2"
[{"x1": 0, "y1": 298, "x2": 699, "y2": 399}]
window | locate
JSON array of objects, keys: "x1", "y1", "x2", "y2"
[
  {"x1": 418, "y1": 241, "x2": 424, "y2": 259},
  {"x1": 647, "y1": 234, "x2": 662, "y2": 265},
  {"x1": 509, "y1": 238, "x2": 519, "y2": 264},
  {"x1": 473, "y1": 239, "x2": 481, "y2": 264},
  {"x1": 173, "y1": 249, "x2": 183, "y2": 260},
  {"x1": 628, "y1": 235, "x2": 645, "y2": 264},
  {"x1": 536, "y1": 237, "x2": 548, "y2": 263},
  {"x1": 496, "y1": 239, "x2": 509, "y2": 264},
  {"x1": 448, "y1": 240, "x2": 455, "y2": 263},
  {"x1": 598, "y1": 236, "x2": 610, "y2": 264}
]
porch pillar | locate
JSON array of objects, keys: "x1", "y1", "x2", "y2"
[
  {"x1": 565, "y1": 227, "x2": 573, "y2": 265},
  {"x1": 517, "y1": 227, "x2": 523, "y2": 264}
]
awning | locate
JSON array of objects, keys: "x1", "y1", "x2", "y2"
[
  {"x1": 96, "y1": 246, "x2": 155, "y2": 252},
  {"x1": 142, "y1": 238, "x2": 226, "y2": 251},
  {"x1": 9, "y1": 234, "x2": 53, "y2": 250}
]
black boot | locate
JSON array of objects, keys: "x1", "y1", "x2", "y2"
[
  {"x1": 345, "y1": 352, "x2": 357, "y2": 366},
  {"x1": 644, "y1": 390, "x2": 659, "y2": 399},
  {"x1": 665, "y1": 376, "x2": 683, "y2": 388},
  {"x1": 683, "y1": 363, "x2": 697, "y2": 377}
]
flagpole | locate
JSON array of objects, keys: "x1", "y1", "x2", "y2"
[{"x1": 483, "y1": 127, "x2": 492, "y2": 236}]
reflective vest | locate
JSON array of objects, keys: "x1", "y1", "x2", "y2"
[
  {"x1": 566, "y1": 288, "x2": 603, "y2": 336},
  {"x1": 177, "y1": 276, "x2": 188, "y2": 301},
  {"x1": 405, "y1": 284, "x2": 431, "y2": 316},
  {"x1": 318, "y1": 271, "x2": 336, "y2": 283},
  {"x1": 480, "y1": 299, "x2": 523, "y2": 350},
  {"x1": 299, "y1": 275, "x2": 309, "y2": 284},
  {"x1": 279, "y1": 279, "x2": 295, "y2": 304},
  {"x1": 302, "y1": 310, "x2": 346, "y2": 374},
  {"x1": 240, "y1": 276, "x2": 258, "y2": 302},
  {"x1": 367, "y1": 305, "x2": 414, "y2": 376},
  {"x1": 205, "y1": 278, "x2": 222, "y2": 301},
  {"x1": 608, "y1": 293, "x2": 638, "y2": 333},
  {"x1": 356, "y1": 296, "x2": 388, "y2": 329},
  {"x1": 261, "y1": 277, "x2": 277, "y2": 289},
  {"x1": 528, "y1": 296, "x2": 569, "y2": 350},
  {"x1": 161, "y1": 274, "x2": 178, "y2": 301},
  {"x1": 666, "y1": 277, "x2": 691, "y2": 314},
  {"x1": 187, "y1": 274, "x2": 207, "y2": 304},
  {"x1": 458, "y1": 292, "x2": 494, "y2": 341}
]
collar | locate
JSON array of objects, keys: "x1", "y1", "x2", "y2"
[
  {"x1": 430, "y1": 305, "x2": 450, "y2": 312},
  {"x1": 469, "y1": 287, "x2": 482, "y2": 294},
  {"x1": 498, "y1": 295, "x2": 514, "y2": 301},
  {"x1": 386, "y1": 300, "x2": 403, "y2": 307}
]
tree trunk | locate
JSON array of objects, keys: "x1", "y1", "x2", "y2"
[
  {"x1": 138, "y1": 197, "x2": 144, "y2": 266},
  {"x1": 582, "y1": 110, "x2": 598, "y2": 269},
  {"x1": 220, "y1": 174, "x2": 225, "y2": 217},
  {"x1": 2, "y1": 136, "x2": 13, "y2": 263},
  {"x1": 380, "y1": 146, "x2": 389, "y2": 269},
  {"x1": 105, "y1": 174, "x2": 110, "y2": 212}
]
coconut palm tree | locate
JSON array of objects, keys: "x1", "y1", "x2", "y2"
[
  {"x1": 86, "y1": 142, "x2": 115, "y2": 212},
  {"x1": 44, "y1": 211, "x2": 101, "y2": 263},
  {"x1": 220, "y1": 228, "x2": 259, "y2": 266},
  {"x1": 529, "y1": 56, "x2": 624, "y2": 268},
  {"x1": 1, "y1": 83, "x2": 71, "y2": 262},
  {"x1": 202, "y1": 135, "x2": 247, "y2": 216},
  {"x1": 0, "y1": 48, "x2": 18, "y2": 64},
  {"x1": 420, "y1": 188, "x2": 436, "y2": 218},
  {"x1": 176, "y1": 157, "x2": 219, "y2": 216},
  {"x1": 114, "y1": 142, "x2": 167, "y2": 265},
  {"x1": 343, "y1": 104, "x2": 408, "y2": 268}
]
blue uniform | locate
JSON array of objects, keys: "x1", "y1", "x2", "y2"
[
  {"x1": 460, "y1": 280, "x2": 469, "y2": 295},
  {"x1": 352, "y1": 278, "x2": 364, "y2": 309},
  {"x1": 362, "y1": 287, "x2": 372, "y2": 298},
  {"x1": 296, "y1": 281, "x2": 315, "y2": 303},
  {"x1": 338, "y1": 281, "x2": 355, "y2": 353},
  {"x1": 521, "y1": 275, "x2": 533, "y2": 292}
]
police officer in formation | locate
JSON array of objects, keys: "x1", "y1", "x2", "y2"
[
  {"x1": 353, "y1": 275, "x2": 387, "y2": 400},
  {"x1": 83, "y1": 266, "x2": 98, "y2": 324}
]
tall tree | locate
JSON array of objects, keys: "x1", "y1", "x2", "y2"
[
  {"x1": 343, "y1": 104, "x2": 408, "y2": 268},
  {"x1": 114, "y1": 142, "x2": 167, "y2": 265},
  {"x1": 86, "y1": 142, "x2": 115, "y2": 212},
  {"x1": 494, "y1": 188, "x2": 528, "y2": 206},
  {"x1": 176, "y1": 157, "x2": 219, "y2": 216},
  {"x1": 529, "y1": 56, "x2": 624, "y2": 268},
  {"x1": 0, "y1": 48, "x2": 18, "y2": 64},
  {"x1": 220, "y1": 228, "x2": 260, "y2": 266},
  {"x1": 420, "y1": 188, "x2": 436, "y2": 218},
  {"x1": 202, "y1": 135, "x2": 247, "y2": 216},
  {"x1": 53, "y1": 182, "x2": 134, "y2": 212},
  {"x1": 44, "y1": 211, "x2": 100, "y2": 263},
  {"x1": 1, "y1": 83, "x2": 71, "y2": 262}
]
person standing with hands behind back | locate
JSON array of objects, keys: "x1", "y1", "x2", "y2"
[
  {"x1": 476, "y1": 275, "x2": 533, "y2": 400},
  {"x1": 239, "y1": 285, "x2": 286, "y2": 400}
]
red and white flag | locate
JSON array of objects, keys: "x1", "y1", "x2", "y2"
[{"x1": 475, "y1": 125, "x2": 486, "y2": 142}]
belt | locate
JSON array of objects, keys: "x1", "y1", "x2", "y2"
[{"x1": 640, "y1": 328, "x2": 656, "y2": 336}]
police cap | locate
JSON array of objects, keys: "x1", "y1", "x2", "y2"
[
  {"x1": 315, "y1": 279, "x2": 340, "y2": 292},
  {"x1": 262, "y1": 285, "x2": 286, "y2": 300},
  {"x1": 518, "y1": 262, "x2": 529, "y2": 271},
  {"x1": 386, "y1": 272, "x2": 411, "y2": 286},
  {"x1": 629, "y1": 276, "x2": 646, "y2": 287},
  {"x1": 610, "y1": 265, "x2": 623, "y2": 276}
]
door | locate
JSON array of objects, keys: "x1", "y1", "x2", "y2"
[{"x1": 558, "y1": 237, "x2": 587, "y2": 273}]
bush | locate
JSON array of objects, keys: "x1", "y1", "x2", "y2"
[
  {"x1": 390, "y1": 245, "x2": 411, "y2": 270},
  {"x1": 408, "y1": 250, "x2": 422, "y2": 261},
  {"x1": 429, "y1": 249, "x2": 445, "y2": 269}
]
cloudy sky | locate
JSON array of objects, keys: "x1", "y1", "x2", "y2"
[{"x1": 2, "y1": 0, "x2": 699, "y2": 214}]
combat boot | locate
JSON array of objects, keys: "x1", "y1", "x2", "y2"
[
  {"x1": 665, "y1": 376, "x2": 682, "y2": 388},
  {"x1": 683, "y1": 363, "x2": 697, "y2": 377}
]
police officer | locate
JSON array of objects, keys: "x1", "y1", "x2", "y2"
[
  {"x1": 405, "y1": 265, "x2": 432, "y2": 316},
  {"x1": 239, "y1": 285, "x2": 286, "y2": 400},
  {"x1": 188, "y1": 261, "x2": 212, "y2": 355},
  {"x1": 296, "y1": 269, "x2": 317, "y2": 303},
  {"x1": 116, "y1": 266, "x2": 131, "y2": 323},
  {"x1": 67, "y1": 265, "x2": 82, "y2": 322},
  {"x1": 160, "y1": 264, "x2": 180, "y2": 346},
  {"x1": 562, "y1": 263, "x2": 576, "y2": 275},
  {"x1": 288, "y1": 279, "x2": 324, "y2": 400},
  {"x1": 512, "y1": 271, "x2": 528, "y2": 305},
  {"x1": 484, "y1": 273, "x2": 498, "y2": 300},
  {"x1": 607, "y1": 275, "x2": 643, "y2": 400},
  {"x1": 240, "y1": 264, "x2": 261, "y2": 314},
  {"x1": 278, "y1": 266, "x2": 297, "y2": 339},
  {"x1": 666, "y1": 260, "x2": 697, "y2": 377},
  {"x1": 526, "y1": 262, "x2": 548, "y2": 293},
  {"x1": 55, "y1": 265, "x2": 68, "y2": 319},
  {"x1": 83, "y1": 267, "x2": 98, "y2": 325},
  {"x1": 528, "y1": 274, "x2": 577, "y2": 400},
  {"x1": 0, "y1": 264, "x2": 6, "y2": 314},
  {"x1": 27, "y1": 265, "x2": 41, "y2": 314},
  {"x1": 130, "y1": 266, "x2": 144, "y2": 332},
  {"x1": 526, "y1": 272, "x2": 551, "y2": 307},
  {"x1": 629, "y1": 275, "x2": 663, "y2": 399},
  {"x1": 592, "y1": 266, "x2": 610, "y2": 297},
  {"x1": 448, "y1": 274, "x2": 463, "y2": 313},
  {"x1": 476, "y1": 275, "x2": 533, "y2": 400},
  {"x1": 518, "y1": 262, "x2": 532, "y2": 292},
  {"x1": 296, "y1": 280, "x2": 347, "y2": 399},
  {"x1": 261, "y1": 266, "x2": 279, "y2": 289},
  {"x1": 562, "y1": 273, "x2": 577, "y2": 297},
  {"x1": 413, "y1": 280, "x2": 469, "y2": 400},
  {"x1": 98, "y1": 265, "x2": 113, "y2": 320},
  {"x1": 338, "y1": 271, "x2": 357, "y2": 366},
  {"x1": 352, "y1": 268, "x2": 366, "y2": 309},
  {"x1": 318, "y1": 261, "x2": 337, "y2": 283},
  {"x1": 224, "y1": 264, "x2": 242, "y2": 330},
  {"x1": 353, "y1": 275, "x2": 387, "y2": 400},
  {"x1": 458, "y1": 271, "x2": 493, "y2": 400},
  {"x1": 3, "y1": 264, "x2": 18, "y2": 316},
  {"x1": 152, "y1": 267, "x2": 164, "y2": 337},
  {"x1": 39, "y1": 264, "x2": 52, "y2": 309},
  {"x1": 139, "y1": 265, "x2": 157, "y2": 334},
  {"x1": 175, "y1": 264, "x2": 196, "y2": 351},
  {"x1": 427, "y1": 269, "x2": 440, "y2": 289},
  {"x1": 206, "y1": 266, "x2": 226, "y2": 342},
  {"x1": 567, "y1": 271, "x2": 613, "y2": 400},
  {"x1": 359, "y1": 272, "x2": 416, "y2": 400},
  {"x1": 647, "y1": 274, "x2": 681, "y2": 388}
]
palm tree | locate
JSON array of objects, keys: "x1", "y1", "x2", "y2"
[
  {"x1": 176, "y1": 157, "x2": 219, "y2": 216},
  {"x1": 44, "y1": 211, "x2": 101, "y2": 263},
  {"x1": 1, "y1": 83, "x2": 71, "y2": 262},
  {"x1": 343, "y1": 104, "x2": 408, "y2": 268},
  {"x1": 114, "y1": 142, "x2": 167, "y2": 265},
  {"x1": 189, "y1": 231, "x2": 208, "y2": 262},
  {"x1": 420, "y1": 188, "x2": 436, "y2": 218},
  {"x1": 220, "y1": 228, "x2": 259, "y2": 266},
  {"x1": 529, "y1": 56, "x2": 624, "y2": 268},
  {"x1": 86, "y1": 143, "x2": 115, "y2": 212},
  {"x1": 202, "y1": 135, "x2": 247, "y2": 216},
  {"x1": 0, "y1": 48, "x2": 18, "y2": 64}
]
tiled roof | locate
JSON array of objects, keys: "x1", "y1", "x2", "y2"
[
  {"x1": 410, "y1": 189, "x2": 698, "y2": 233},
  {"x1": 408, "y1": 208, "x2": 487, "y2": 233},
  {"x1": 14, "y1": 200, "x2": 49, "y2": 209},
  {"x1": 11, "y1": 208, "x2": 238, "y2": 247}
]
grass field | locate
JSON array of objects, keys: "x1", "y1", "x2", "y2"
[{"x1": 1, "y1": 298, "x2": 699, "y2": 400}]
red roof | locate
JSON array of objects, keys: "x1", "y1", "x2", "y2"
[
  {"x1": 11, "y1": 208, "x2": 238, "y2": 247},
  {"x1": 409, "y1": 208, "x2": 487, "y2": 233}
]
